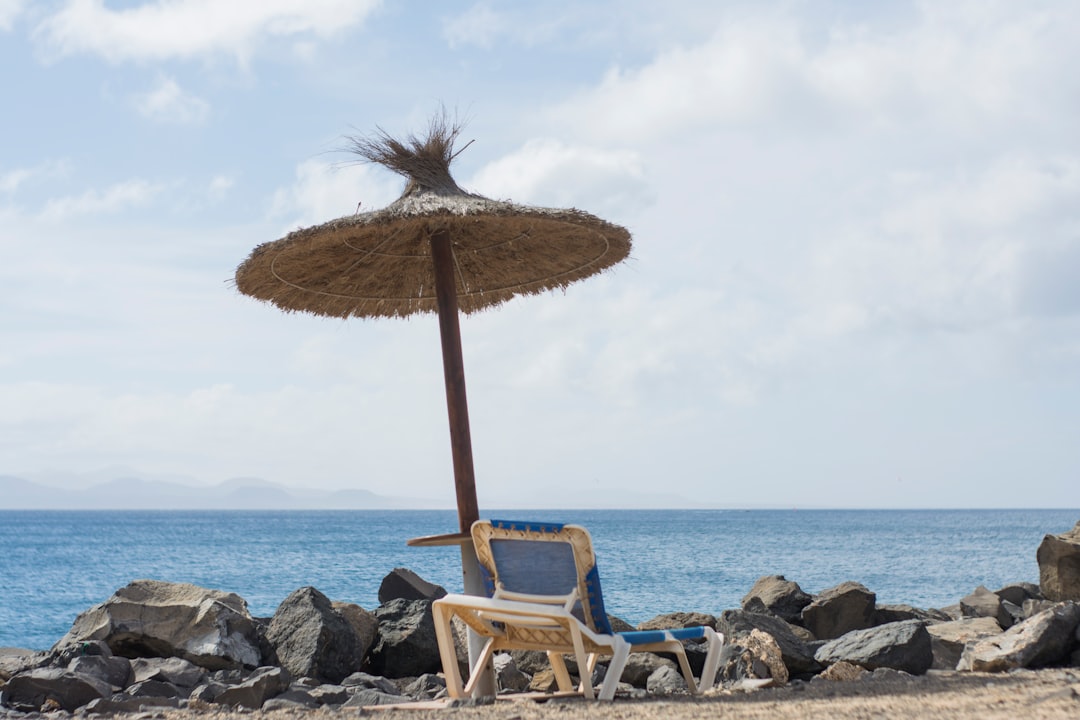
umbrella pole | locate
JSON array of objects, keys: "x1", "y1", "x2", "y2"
[
  {"x1": 429, "y1": 228, "x2": 480, "y2": 535},
  {"x1": 430, "y1": 228, "x2": 495, "y2": 697}
]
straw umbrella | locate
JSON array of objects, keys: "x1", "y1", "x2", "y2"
[{"x1": 235, "y1": 115, "x2": 631, "y2": 539}]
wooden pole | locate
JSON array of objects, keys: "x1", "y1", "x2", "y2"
[
  {"x1": 429, "y1": 228, "x2": 480, "y2": 534},
  {"x1": 430, "y1": 228, "x2": 496, "y2": 697}
]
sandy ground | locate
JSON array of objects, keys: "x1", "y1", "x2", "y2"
[{"x1": 138, "y1": 668, "x2": 1080, "y2": 720}]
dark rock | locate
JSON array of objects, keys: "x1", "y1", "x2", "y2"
[
  {"x1": 53, "y1": 580, "x2": 262, "y2": 670},
  {"x1": 960, "y1": 586, "x2": 1014, "y2": 628},
  {"x1": 0, "y1": 648, "x2": 37, "y2": 683},
  {"x1": 608, "y1": 615, "x2": 636, "y2": 633},
  {"x1": 308, "y1": 683, "x2": 349, "y2": 705},
  {"x1": 402, "y1": 673, "x2": 447, "y2": 700},
  {"x1": 266, "y1": 586, "x2": 365, "y2": 683},
  {"x1": 263, "y1": 688, "x2": 318, "y2": 709},
  {"x1": 1023, "y1": 598, "x2": 1058, "y2": 618},
  {"x1": 874, "y1": 604, "x2": 950, "y2": 625},
  {"x1": 367, "y1": 599, "x2": 441, "y2": 678},
  {"x1": 1, "y1": 667, "x2": 112, "y2": 712},
  {"x1": 332, "y1": 601, "x2": 379, "y2": 659},
  {"x1": 343, "y1": 688, "x2": 412, "y2": 707},
  {"x1": 493, "y1": 653, "x2": 529, "y2": 693},
  {"x1": 925, "y1": 617, "x2": 1002, "y2": 670},
  {"x1": 960, "y1": 601, "x2": 1080, "y2": 672},
  {"x1": 508, "y1": 649, "x2": 550, "y2": 676},
  {"x1": 130, "y1": 656, "x2": 206, "y2": 688},
  {"x1": 341, "y1": 671, "x2": 401, "y2": 694},
  {"x1": 814, "y1": 620, "x2": 932, "y2": 675},
  {"x1": 802, "y1": 582, "x2": 876, "y2": 640},
  {"x1": 995, "y1": 582, "x2": 1043, "y2": 607},
  {"x1": 67, "y1": 655, "x2": 133, "y2": 689},
  {"x1": 378, "y1": 568, "x2": 447, "y2": 604},
  {"x1": 716, "y1": 609, "x2": 821, "y2": 675},
  {"x1": 1037, "y1": 522, "x2": 1080, "y2": 601},
  {"x1": 742, "y1": 576, "x2": 813, "y2": 624},
  {"x1": 401, "y1": 673, "x2": 442, "y2": 699},
  {"x1": 125, "y1": 679, "x2": 182, "y2": 698},
  {"x1": 188, "y1": 681, "x2": 228, "y2": 703},
  {"x1": 84, "y1": 695, "x2": 182, "y2": 714},
  {"x1": 646, "y1": 665, "x2": 687, "y2": 695},
  {"x1": 618, "y1": 653, "x2": 676, "y2": 687},
  {"x1": 213, "y1": 666, "x2": 290, "y2": 709},
  {"x1": 638, "y1": 612, "x2": 716, "y2": 630}
]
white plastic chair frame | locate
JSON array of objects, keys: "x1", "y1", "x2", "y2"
[{"x1": 431, "y1": 519, "x2": 724, "y2": 701}]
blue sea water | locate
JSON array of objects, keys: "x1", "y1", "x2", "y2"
[{"x1": 0, "y1": 509, "x2": 1076, "y2": 651}]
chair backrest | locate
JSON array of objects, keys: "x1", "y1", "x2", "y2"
[{"x1": 471, "y1": 519, "x2": 614, "y2": 635}]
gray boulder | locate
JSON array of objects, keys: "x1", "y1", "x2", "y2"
[
  {"x1": 741, "y1": 575, "x2": 813, "y2": 624},
  {"x1": 332, "y1": 601, "x2": 379, "y2": 659},
  {"x1": 309, "y1": 683, "x2": 349, "y2": 705},
  {"x1": 959, "y1": 601, "x2": 1080, "y2": 672},
  {"x1": 54, "y1": 580, "x2": 262, "y2": 670},
  {"x1": 493, "y1": 653, "x2": 530, "y2": 692},
  {"x1": 341, "y1": 671, "x2": 401, "y2": 695},
  {"x1": 960, "y1": 585, "x2": 1014, "y2": 628},
  {"x1": 715, "y1": 608, "x2": 820, "y2": 675},
  {"x1": 638, "y1": 612, "x2": 716, "y2": 630},
  {"x1": 646, "y1": 665, "x2": 687, "y2": 695},
  {"x1": 925, "y1": 617, "x2": 1002, "y2": 670},
  {"x1": 814, "y1": 620, "x2": 932, "y2": 675},
  {"x1": 84, "y1": 695, "x2": 182, "y2": 714},
  {"x1": 266, "y1": 586, "x2": 365, "y2": 683},
  {"x1": 1, "y1": 667, "x2": 112, "y2": 712},
  {"x1": 378, "y1": 568, "x2": 447, "y2": 603},
  {"x1": 618, "y1": 653, "x2": 677, "y2": 687},
  {"x1": 1037, "y1": 521, "x2": 1080, "y2": 601},
  {"x1": 344, "y1": 688, "x2": 412, "y2": 707},
  {"x1": 262, "y1": 687, "x2": 319, "y2": 710},
  {"x1": 131, "y1": 656, "x2": 206, "y2": 688},
  {"x1": 995, "y1": 582, "x2": 1043, "y2": 607},
  {"x1": 874, "y1": 604, "x2": 950, "y2": 625},
  {"x1": 367, "y1": 599, "x2": 441, "y2": 678},
  {"x1": 802, "y1": 582, "x2": 876, "y2": 640},
  {"x1": 402, "y1": 673, "x2": 447, "y2": 700},
  {"x1": 213, "y1": 666, "x2": 290, "y2": 709},
  {"x1": 67, "y1": 654, "x2": 133, "y2": 689},
  {"x1": 125, "y1": 678, "x2": 182, "y2": 698}
]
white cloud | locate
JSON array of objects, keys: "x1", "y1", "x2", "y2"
[
  {"x1": 1, "y1": 160, "x2": 70, "y2": 194},
  {"x1": 135, "y1": 76, "x2": 210, "y2": 124},
  {"x1": 468, "y1": 139, "x2": 652, "y2": 217},
  {"x1": 208, "y1": 175, "x2": 235, "y2": 201},
  {"x1": 34, "y1": 0, "x2": 382, "y2": 63},
  {"x1": 0, "y1": 0, "x2": 22, "y2": 31},
  {"x1": 552, "y1": 2, "x2": 1080, "y2": 143},
  {"x1": 270, "y1": 159, "x2": 400, "y2": 231},
  {"x1": 40, "y1": 179, "x2": 162, "y2": 220},
  {"x1": 442, "y1": 2, "x2": 504, "y2": 49}
]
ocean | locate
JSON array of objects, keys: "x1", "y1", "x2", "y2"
[{"x1": 1, "y1": 508, "x2": 1076, "y2": 651}]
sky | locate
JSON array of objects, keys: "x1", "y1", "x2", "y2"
[{"x1": 1, "y1": 0, "x2": 1078, "y2": 510}]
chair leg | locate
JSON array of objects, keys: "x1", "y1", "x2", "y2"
[
  {"x1": 548, "y1": 652, "x2": 575, "y2": 692},
  {"x1": 569, "y1": 627, "x2": 594, "y2": 700},
  {"x1": 598, "y1": 637, "x2": 630, "y2": 701},
  {"x1": 431, "y1": 602, "x2": 465, "y2": 698},
  {"x1": 462, "y1": 635, "x2": 498, "y2": 697},
  {"x1": 671, "y1": 644, "x2": 699, "y2": 694},
  {"x1": 698, "y1": 629, "x2": 724, "y2": 692}
]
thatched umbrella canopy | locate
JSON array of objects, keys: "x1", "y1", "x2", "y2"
[{"x1": 235, "y1": 116, "x2": 631, "y2": 534}]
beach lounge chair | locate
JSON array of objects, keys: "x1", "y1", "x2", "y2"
[{"x1": 431, "y1": 519, "x2": 724, "y2": 700}]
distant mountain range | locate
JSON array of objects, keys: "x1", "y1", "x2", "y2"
[{"x1": 0, "y1": 474, "x2": 442, "y2": 511}]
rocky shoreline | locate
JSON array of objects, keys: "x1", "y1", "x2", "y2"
[{"x1": 2, "y1": 520, "x2": 1079, "y2": 715}]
